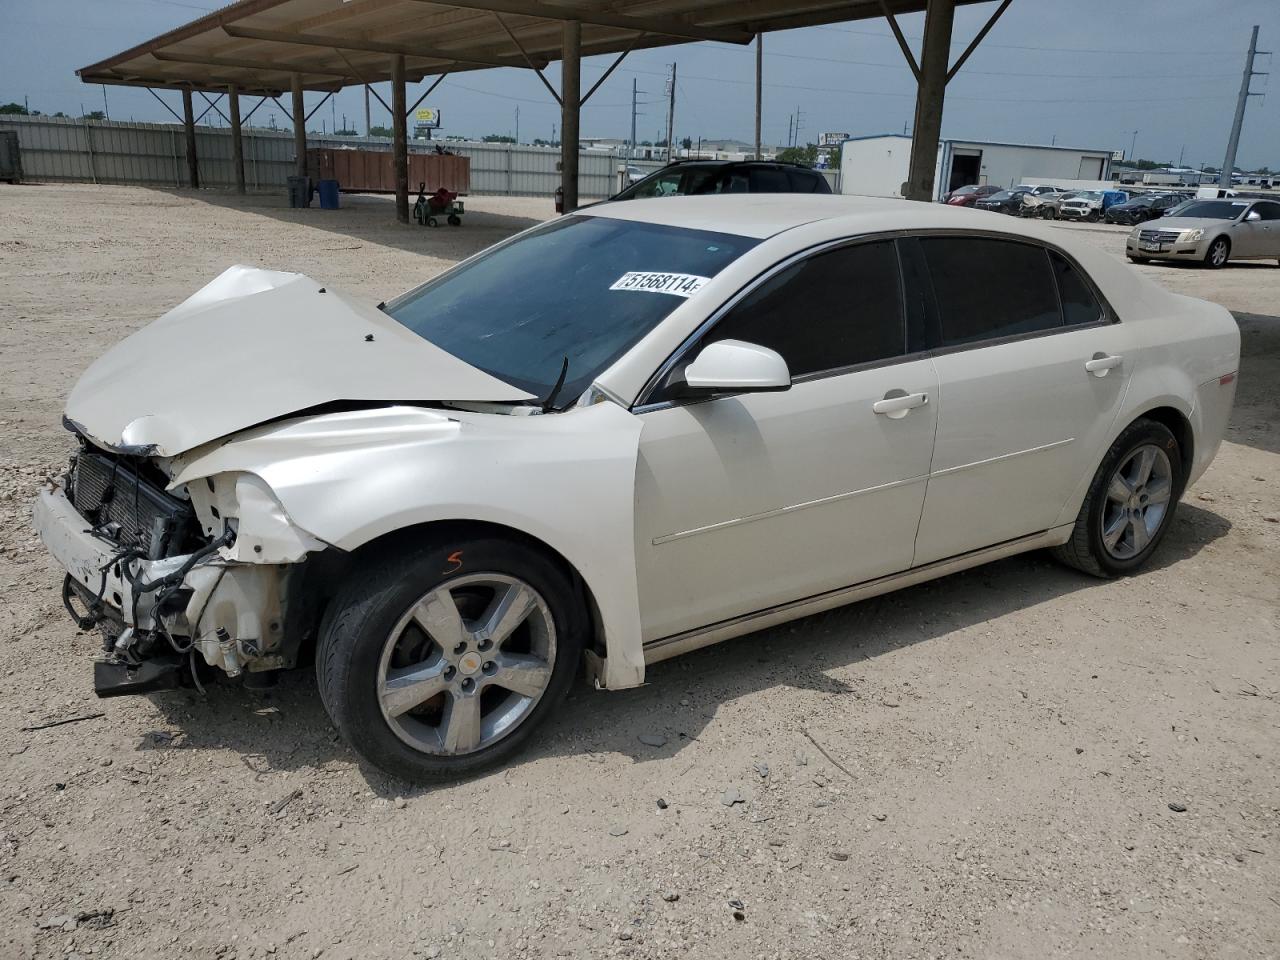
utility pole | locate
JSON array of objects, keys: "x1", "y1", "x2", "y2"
[
  {"x1": 664, "y1": 63, "x2": 676, "y2": 162},
  {"x1": 630, "y1": 78, "x2": 638, "y2": 162},
  {"x1": 364, "y1": 85, "x2": 371, "y2": 138},
  {"x1": 101, "y1": 84, "x2": 110, "y2": 122},
  {"x1": 1220, "y1": 25, "x2": 1267, "y2": 190},
  {"x1": 754, "y1": 33, "x2": 762, "y2": 161},
  {"x1": 1129, "y1": 130, "x2": 1138, "y2": 163},
  {"x1": 514, "y1": 105, "x2": 520, "y2": 144},
  {"x1": 1177, "y1": 143, "x2": 1185, "y2": 168}
]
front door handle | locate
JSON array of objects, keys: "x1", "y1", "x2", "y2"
[
  {"x1": 873, "y1": 391, "x2": 929, "y2": 419},
  {"x1": 1085, "y1": 353, "x2": 1123, "y2": 377}
]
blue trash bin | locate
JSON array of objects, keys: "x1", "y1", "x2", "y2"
[{"x1": 317, "y1": 179, "x2": 340, "y2": 209}]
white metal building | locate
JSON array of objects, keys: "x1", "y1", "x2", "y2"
[{"x1": 839, "y1": 134, "x2": 1115, "y2": 201}]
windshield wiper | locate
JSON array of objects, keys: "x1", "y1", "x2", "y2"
[{"x1": 541, "y1": 356, "x2": 570, "y2": 413}]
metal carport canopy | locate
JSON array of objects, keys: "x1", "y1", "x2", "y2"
[{"x1": 77, "y1": 0, "x2": 1000, "y2": 215}]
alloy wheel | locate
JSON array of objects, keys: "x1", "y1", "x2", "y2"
[
  {"x1": 376, "y1": 573, "x2": 557, "y2": 755},
  {"x1": 1209, "y1": 239, "x2": 1229, "y2": 267},
  {"x1": 1099, "y1": 444, "x2": 1173, "y2": 561}
]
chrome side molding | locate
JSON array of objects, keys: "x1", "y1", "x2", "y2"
[{"x1": 642, "y1": 525, "x2": 1075, "y2": 665}]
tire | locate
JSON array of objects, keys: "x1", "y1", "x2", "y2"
[
  {"x1": 1127, "y1": 255, "x2": 1150, "y2": 264},
  {"x1": 1051, "y1": 418, "x2": 1184, "y2": 578},
  {"x1": 317, "y1": 536, "x2": 586, "y2": 782},
  {"x1": 447, "y1": 214, "x2": 461, "y2": 226},
  {"x1": 427, "y1": 216, "x2": 439, "y2": 228},
  {"x1": 1204, "y1": 236, "x2": 1230, "y2": 268}
]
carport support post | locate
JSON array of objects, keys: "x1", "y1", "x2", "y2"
[
  {"x1": 904, "y1": 0, "x2": 955, "y2": 202},
  {"x1": 181, "y1": 88, "x2": 199, "y2": 189},
  {"x1": 228, "y1": 84, "x2": 245, "y2": 194},
  {"x1": 392, "y1": 54, "x2": 409, "y2": 223},
  {"x1": 560, "y1": 19, "x2": 581, "y2": 213},
  {"x1": 291, "y1": 73, "x2": 306, "y2": 179}
]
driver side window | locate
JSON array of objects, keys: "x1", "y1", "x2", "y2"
[{"x1": 652, "y1": 240, "x2": 907, "y2": 403}]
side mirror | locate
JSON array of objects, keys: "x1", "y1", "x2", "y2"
[
  {"x1": 1246, "y1": 209, "x2": 1262, "y2": 222},
  {"x1": 682, "y1": 340, "x2": 791, "y2": 394}
]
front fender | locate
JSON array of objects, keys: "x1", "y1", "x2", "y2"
[{"x1": 171, "y1": 403, "x2": 648, "y2": 689}]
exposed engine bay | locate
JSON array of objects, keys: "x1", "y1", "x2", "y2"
[{"x1": 44, "y1": 431, "x2": 314, "y2": 697}]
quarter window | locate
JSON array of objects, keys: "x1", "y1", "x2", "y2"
[
  {"x1": 1050, "y1": 250, "x2": 1104, "y2": 326},
  {"x1": 1252, "y1": 202, "x2": 1280, "y2": 220},
  {"x1": 703, "y1": 240, "x2": 906, "y2": 377},
  {"x1": 920, "y1": 237, "x2": 1062, "y2": 347}
]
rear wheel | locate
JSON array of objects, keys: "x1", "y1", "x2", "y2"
[
  {"x1": 1051, "y1": 419, "x2": 1183, "y2": 578},
  {"x1": 1205, "y1": 236, "x2": 1230, "y2": 268},
  {"x1": 317, "y1": 537, "x2": 585, "y2": 781}
]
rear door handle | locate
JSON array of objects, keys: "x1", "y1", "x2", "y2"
[
  {"x1": 872, "y1": 391, "x2": 929, "y2": 418},
  {"x1": 1085, "y1": 353, "x2": 1123, "y2": 377}
]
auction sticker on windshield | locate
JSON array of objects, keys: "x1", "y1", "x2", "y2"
[{"x1": 610, "y1": 272, "x2": 710, "y2": 298}]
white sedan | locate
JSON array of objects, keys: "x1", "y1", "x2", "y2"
[{"x1": 34, "y1": 196, "x2": 1239, "y2": 781}]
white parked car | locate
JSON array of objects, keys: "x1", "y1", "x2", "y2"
[{"x1": 34, "y1": 196, "x2": 1240, "y2": 781}]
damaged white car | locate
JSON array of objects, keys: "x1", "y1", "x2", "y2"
[{"x1": 35, "y1": 195, "x2": 1239, "y2": 781}]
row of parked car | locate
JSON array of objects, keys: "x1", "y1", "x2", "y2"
[{"x1": 945, "y1": 183, "x2": 1194, "y2": 225}]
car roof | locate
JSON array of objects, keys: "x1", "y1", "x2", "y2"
[{"x1": 578, "y1": 193, "x2": 1064, "y2": 240}]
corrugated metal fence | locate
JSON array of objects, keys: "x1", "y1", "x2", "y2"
[{"x1": 0, "y1": 115, "x2": 625, "y2": 198}]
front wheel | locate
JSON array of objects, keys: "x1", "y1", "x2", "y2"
[
  {"x1": 317, "y1": 537, "x2": 585, "y2": 782},
  {"x1": 1051, "y1": 419, "x2": 1183, "y2": 578},
  {"x1": 1128, "y1": 255, "x2": 1150, "y2": 264},
  {"x1": 1204, "y1": 236, "x2": 1230, "y2": 268}
]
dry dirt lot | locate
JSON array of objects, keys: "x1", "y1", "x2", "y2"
[{"x1": 0, "y1": 184, "x2": 1277, "y2": 960}]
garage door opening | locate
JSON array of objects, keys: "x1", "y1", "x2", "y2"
[{"x1": 948, "y1": 151, "x2": 982, "y2": 193}]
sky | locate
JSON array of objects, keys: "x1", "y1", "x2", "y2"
[{"x1": 2, "y1": 0, "x2": 1278, "y2": 170}]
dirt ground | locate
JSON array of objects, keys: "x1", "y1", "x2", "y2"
[{"x1": 0, "y1": 183, "x2": 1276, "y2": 960}]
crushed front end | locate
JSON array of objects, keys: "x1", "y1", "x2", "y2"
[{"x1": 34, "y1": 431, "x2": 318, "y2": 696}]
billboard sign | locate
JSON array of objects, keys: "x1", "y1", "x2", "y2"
[
  {"x1": 415, "y1": 108, "x2": 441, "y2": 128},
  {"x1": 819, "y1": 131, "x2": 851, "y2": 146}
]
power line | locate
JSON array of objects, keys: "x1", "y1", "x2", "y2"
[
  {"x1": 604, "y1": 65, "x2": 1235, "y2": 106},
  {"x1": 702, "y1": 42, "x2": 1239, "y2": 81},
  {"x1": 813, "y1": 23, "x2": 1242, "y2": 57}
]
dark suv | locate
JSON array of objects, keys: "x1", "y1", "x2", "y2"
[{"x1": 611, "y1": 160, "x2": 831, "y2": 201}]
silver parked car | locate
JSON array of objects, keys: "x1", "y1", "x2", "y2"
[{"x1": 1126, "y1": 198, "x2": 1280, "y2": 268}]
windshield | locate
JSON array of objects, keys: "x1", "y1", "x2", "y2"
[
  {"x1": 1168, "y1": 200, "x2": 1249, "y2": 220},
  {"x1": 1074, "y1": 191, "x2": 1104, "y2": 201},
  {"x1": 386, "y1": 215, "x2": 757, "y2": 404},
  {"x1": 987, "y1": 191, "x2": 1015, "y2": 201}
]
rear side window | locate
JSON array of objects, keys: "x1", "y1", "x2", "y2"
[
  {"x1": 707, "y1": 240, "x2": 905, "y2": 376},
  {"x1": 921, "y1": 237, "x2": 1061, "y2": 347},
  {"x1": 1253, "y1": 202, "x2": 1280, "y2": 220},
  {"x1": 748, "y1": 168, "x2": 791, "y2": 192},
  {"x1": 1050, "y1": 251, "x2": 1103, "y2": 326}
]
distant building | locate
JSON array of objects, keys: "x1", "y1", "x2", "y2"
[{"x1": 838, "y1": 134, "x2": 1115, "y2": 201}]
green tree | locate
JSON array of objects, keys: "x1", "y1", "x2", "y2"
[
  {"x1": 681, "y1": 136, "x2": 692, "y2": 150},
  {"x1": 776, "y1": 143, "x2": 818, "y2": 166},
  {"x1": 81, "y1": 110, "x2": 105, "y2": 121},
  {"x1": 368, "y1": 124, "x2": 392, "y2": 138},
  {"x1": 333, "y1": 127, "x2": 358, "y2": 136},
  {"x1": 0, "y1": 102, "x2": 29, "y2": 115},
  {"x1": 482, "y1": 134, "x2": 516, "y2": 143}
]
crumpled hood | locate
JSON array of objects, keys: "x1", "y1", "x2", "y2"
[{"x1": 65, "y1": 265, "x2": 534, "y2": 456}]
